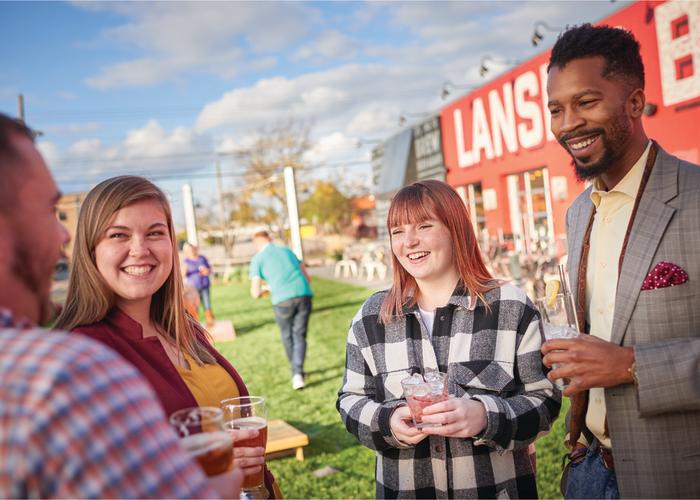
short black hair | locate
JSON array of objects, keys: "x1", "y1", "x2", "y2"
[
  {"x1": 548, "y1": 23, "x2": 645, "y2": 90},
  {"x1": 0, "y1": 113, "x2": 37, "y2": 213}
]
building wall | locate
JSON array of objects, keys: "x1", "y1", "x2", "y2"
[
  {"x1": 440, "y1": 0, "x2": 699, "y2": 254},
  {"x1": 57, "y1": 192, "x2": 87, "y2": 258}
]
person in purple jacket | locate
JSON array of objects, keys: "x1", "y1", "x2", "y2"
[
  {"x1": 55, "y1": 175, "x2": 281, "y2": 498},
  {"x1": 182, "y1": 242, "x2": 215, "y2": 327}
]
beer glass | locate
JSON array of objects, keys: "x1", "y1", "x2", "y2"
[
  {"x1": 221, "y1": 396, "x2": 268, "y2": 499},
  {"x1": 169, "y1": 406, "x2": 233, "y2": 476}
]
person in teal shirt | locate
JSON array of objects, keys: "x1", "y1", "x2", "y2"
[{"x1": 250, "y1": 231, "x2": 312, "y2": 390}]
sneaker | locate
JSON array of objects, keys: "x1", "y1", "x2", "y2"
[{"x1": 292, "y1": 373, "x2": 305, "y2": 390}]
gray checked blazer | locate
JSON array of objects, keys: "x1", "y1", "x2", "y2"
[{"x1": 566, "y1": 144, "x2": 700, "y2": 498}]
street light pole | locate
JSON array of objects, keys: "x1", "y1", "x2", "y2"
[
  {"x1": 17, "y1": 94, "x2": 25, "y2": 122},
  {"x1": 283, "y1": 165, "x2": 304, "y2": 261},
  {"x1": 182, "y1": 183, "x2": 199, "y2": 246}
]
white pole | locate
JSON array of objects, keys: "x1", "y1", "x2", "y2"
[
  {"x1": 283, "y1": 166, "x2": 304, "y2": 260},
  {"x1": 182, "y1": 183, "x2": 198, "y2": 246}
]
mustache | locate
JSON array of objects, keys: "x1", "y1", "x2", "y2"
[{"x1": 558, "y1": 128, "x2": 604, "y2": 144}]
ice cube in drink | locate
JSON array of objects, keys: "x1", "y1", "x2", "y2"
[
  {"x1": 401, "y1": 371, "x2": 448, "y2": 429},
  {"x1": 542, "y1": 323, "x2": 578, "y2": 389}
]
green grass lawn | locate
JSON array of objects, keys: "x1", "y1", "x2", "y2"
[{"x1": 211, "y1": 278, "x2": 569, "y2": 499}]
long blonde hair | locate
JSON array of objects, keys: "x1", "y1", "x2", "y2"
[
  {"x1": 55, "y1": 175, "x2": 215, "y2": 364},
  {"x1": 380, "y1": 180, "x2": 497, "y2": 324}
]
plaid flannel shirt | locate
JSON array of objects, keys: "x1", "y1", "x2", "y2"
[
  {"x1": 0, "y1": 314, "x2": 216, "y2": 499},
  {"x1": 337, "y1": 284, "x2": 560, "y2": 499}
]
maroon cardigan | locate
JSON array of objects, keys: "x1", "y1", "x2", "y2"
[{"x1": 73, "y1": 308, "x2": 277, "y2": 496}]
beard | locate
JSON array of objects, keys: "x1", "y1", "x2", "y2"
[
  {"x1": 559, "y1": 107, "x2": 632, "y2": 183},
  {"x1": 11, "y1": 229, "x2": 55, "y2": 325}
]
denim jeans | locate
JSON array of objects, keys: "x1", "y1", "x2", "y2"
[
  {"x1": 564, "y1": 440, "x2": 619, "y2": 499},
  {"x1": 273, "y1": 296, "x2": 312, "y2": 376},
  {"x1": 198, "y1": 287, "x2": 212, "y2": 311}
]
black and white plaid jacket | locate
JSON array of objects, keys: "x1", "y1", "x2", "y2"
[{"x1": 337, "y1": 283, "x2": 561, "y2": 499}]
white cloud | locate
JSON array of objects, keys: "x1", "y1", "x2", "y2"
[
  {"x1": 87, "y1": 57, "x2": 195, "y2": 89},
  {"x1": 68, "y1": 138, "x2": 103, "y2": 156},
  {"x1": 80, "y1": 2, "x2": 315, "y2": 89},
  {"x1": 294, "y1": 29, "x2": 359, "y2": 62},
  {"x1": 346, "y1": 108, "x2": 397, "y2": 137},
  {"x1": 303, "y1": 131, "x2": 358, "y2": 164},
  {"x1": 46, "y1": 120, "x2": 213, "y2": 185},
  {"x1": 195, "y1": 63, "x2": 436, "y2": 133},
  {"x1": 301, "y1": 86, "x2": 348, "y2": 109}
]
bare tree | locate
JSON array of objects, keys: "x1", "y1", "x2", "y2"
[{"x1": 230, "y1": 119, "x2": 312, "y2": 237}]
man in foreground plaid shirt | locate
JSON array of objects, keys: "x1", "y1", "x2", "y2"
[{"x1": 0, "y1": 113, "x2": 241, "y2": 498}]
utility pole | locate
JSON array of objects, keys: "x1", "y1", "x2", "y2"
[
  {"x1": 17, "y1": 94, "x2": 25, "y2": 122},
  {"x1": 182, "y1": 183, "x2": 199, "y2": 246},
  {"x1": 215, "y1": 159, "x2": 231, "y2": 259},
  {"x1": 284, "y1": 165, "x2": 304, "y2": 261}
]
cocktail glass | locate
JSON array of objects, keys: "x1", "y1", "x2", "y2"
[
  {"x1": 400, "y1": 371, "x2": 448, "y2": 429},
  {"x1": 537, "y1": 292, "x2": 579, "y2": 390}
]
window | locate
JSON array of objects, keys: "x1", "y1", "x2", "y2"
[
  {"x1": 675, "y1": 55, "x2": 694, "y2": 80},
  {"x1": 671, "y1": 14, "x2": 689, "y2": 39}
]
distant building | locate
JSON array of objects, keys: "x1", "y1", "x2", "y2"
[
  {"x1": 372, "y1": 114, "x2": 446, "y2": 239},
  {"x1": 350, "y1": 194, "x2": 378, "y2": 239},
  {"x1": 57, "y1": 192, "x2": 87, "y2": 258}
]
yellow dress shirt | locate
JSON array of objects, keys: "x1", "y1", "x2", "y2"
[{"x1": 584, "y1": 142, "x2": 651, "y2": 449}]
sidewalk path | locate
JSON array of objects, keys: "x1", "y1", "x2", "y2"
[{"x1": 309, "y1": 265, "x2": 392, "y2": 292}]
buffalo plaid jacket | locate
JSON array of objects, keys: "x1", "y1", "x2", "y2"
[{"x1": 337, "y1": 283, "x2": 560, "y2": 499}]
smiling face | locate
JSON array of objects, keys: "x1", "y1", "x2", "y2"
[
  {"x1": 547, "y1": 56, "x2": 636, "y2": 183},
  {"x1": 390, "y1": 217, "x2": 457, "y2": 287},
  {"x1": 94, "y1": 199, "x2": 173, "y2": 313}
]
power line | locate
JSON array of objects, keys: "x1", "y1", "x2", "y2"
[
  {"x1": 52, "y1": 158, "x2": 370, "y2": 184},
  {"x1": 50, "y1": 154, "x2": 371, "y2": 174}
]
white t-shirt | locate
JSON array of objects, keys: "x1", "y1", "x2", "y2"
[{"x1": 418, "y1": 306, "x2": 435, "y2": 337}]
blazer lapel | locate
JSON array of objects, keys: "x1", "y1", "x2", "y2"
[{"x1": 611, "y1": 149, "x2": 679, "y2": 346}]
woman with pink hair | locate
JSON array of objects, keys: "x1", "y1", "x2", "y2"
[{"x1": 337, "y1": 180, "x2": 559, "y2": 498}]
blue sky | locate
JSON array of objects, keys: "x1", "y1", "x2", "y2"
[{"x1": 0, "y1": 1, "x2": 625, "y2": 225}]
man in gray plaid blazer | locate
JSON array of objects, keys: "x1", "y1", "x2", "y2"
[{"x1": 542, "y1": 24, "x2": 700, "y2": 498}]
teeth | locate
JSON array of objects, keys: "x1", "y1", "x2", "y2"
[
  {"x1": 123, "y1": 265, "x2": 152, "y2": 276},
  {"x1": 570, "y1": 136, "x2": 598, "y2": 150},
  {"x1": 408, "y1": 251, "x2": 429, "y2": 260}
]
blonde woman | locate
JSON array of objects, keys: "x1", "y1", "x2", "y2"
[{"x1": 56, "y1": 176, "x2": 279, "y2": 498}]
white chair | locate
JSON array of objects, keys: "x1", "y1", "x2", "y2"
[{"x1": 334, "y1": 259, "x2": 358, "y2": 278}]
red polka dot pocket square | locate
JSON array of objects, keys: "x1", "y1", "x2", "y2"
[{"x1": 641, "y1": 261, "x2": 689, "y2": 291}]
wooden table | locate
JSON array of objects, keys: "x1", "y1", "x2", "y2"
[{"x1": 265, "y1": 419, "x2": 309, "y2": 461}]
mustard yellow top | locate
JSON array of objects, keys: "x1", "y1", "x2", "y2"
[{"x1": 177, "y1": 352, "x2": 240, "y2": 408}]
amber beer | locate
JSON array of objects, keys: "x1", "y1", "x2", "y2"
[
  {"x1": 226, "y1": 417, "x2": 268, "y2": 488},
  {"x1": 181, "y1": 431, "x2": 234, "y2": 476}
]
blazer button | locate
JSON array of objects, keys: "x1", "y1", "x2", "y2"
[{"x1": 435, "y1": 444, "x2": 442, "y2": 453}]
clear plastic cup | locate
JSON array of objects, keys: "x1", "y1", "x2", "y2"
[{"x1": 400, "y1": 371, "x2": 448, "y2": 429}]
